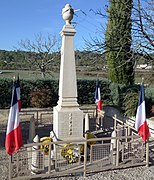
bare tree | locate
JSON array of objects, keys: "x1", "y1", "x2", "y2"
[
  {"x1": 131, "y1": 0, "x2": 154, "y2": 84},
  {"x1": 132, "y1": 0, "x2": 154, "y2": 56},
  {"x1": 18, "y1": 33, "x2": 60, "y2": 78}
]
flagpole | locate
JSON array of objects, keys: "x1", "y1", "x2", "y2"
[
  {"x1": 13, "y1": 76, "x2": 16, "y2": 84},
  {"x1": 9, "y1": 155, "x2": 12, "y2": 180},
  {"x1": 17, "y1": 73, "x2": 19, "y2": 81},
  {"x1": 142, "y1": 78, "x2": 146, "y2": 142},
  {"x1": 146, "y1": 138, "x2": 149, "y2": 167},
  {"x1": 96, "y1": 75, "x2": 99, "y2": 118},
  {"x1": 96, "y1": 104, "x2": 98, "y2": 118},
  {"x1": 142, "y1": 77, "x2": 144, "y2": 84},
  {"x1": 142, "y1": 77, "x2": 149, "y2": 166}
]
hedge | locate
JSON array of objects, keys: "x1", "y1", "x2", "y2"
[{"x1": 0, "y1": 79, "x2": 154, "y2": 117}]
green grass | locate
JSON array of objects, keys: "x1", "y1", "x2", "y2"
[
  {"x1": 0, "y1": 69, "x2": 153, "y2": 86},
  {"x1": 0, "y1": 69, "x2": 107, "y2": 81},
  {"x1": 0, "y1": 70, "x2": 59, "y2": 80}
]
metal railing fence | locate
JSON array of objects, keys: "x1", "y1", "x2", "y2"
[{"x1": 9, "y1": 129, "x2": 149, "y2": 179}]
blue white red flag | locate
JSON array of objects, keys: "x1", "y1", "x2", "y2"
[
  {"x1": 135, "y1": 82, "x2": 150, "y2": 142},
  {"x1": 95, "y1": 80, "x2": 102, "y2": 112},
  {"x1": 15, "y1": 76, "x2": 21, "y2": 112},
  {"x1": 5, "y1": 82, "x2": 23, "y2": 155}
]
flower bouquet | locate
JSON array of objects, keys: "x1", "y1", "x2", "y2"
[
  {"x1": 61, "y1": 144, "x2": 81, "y2": 164},
  {"x1": 40, "y1": 136, "x2": 52, "y2": 155}
]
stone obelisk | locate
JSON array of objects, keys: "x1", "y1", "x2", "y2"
[{"x1": 53, "y1": 4, "x2": 83, "y2": 141}]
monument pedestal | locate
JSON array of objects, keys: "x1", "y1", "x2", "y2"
[{"x1": 53, "y1": 106, "x2": 83, "y2": 141}]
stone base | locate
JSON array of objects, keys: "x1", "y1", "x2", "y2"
[{"x1": 53, "y1": 105, "x2": 84, "y2": 141}]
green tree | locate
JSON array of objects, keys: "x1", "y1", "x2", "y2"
[{"x1": 105, "y1": 0, "x2": 134, "y2": 85}]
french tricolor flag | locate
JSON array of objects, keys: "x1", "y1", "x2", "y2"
[
  {"x1": 5, "y1": 82, "x2": 23, "y2": 155},
  {"x1": 95, "y1": 80, "x2": 102, "y2": 112},
  {"x1": 135, "y1": 82, "x2": 150, "y2": 142}
]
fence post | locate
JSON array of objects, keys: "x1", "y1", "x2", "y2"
[
  {"x1": 116, "y1": 138, "x2": 119, "y2": 166},
  {"x1": 114, "y1": 114, "x2": 117, "y2": 130},
  {"x1": 85, "y1": 113, "x2": 89, "y2": 133},
  {"x1": 146, "y1": 140, "x2": 149, "y2": 167},
  {"x1": 36, "y1": 111, "x2": 39, "y2": 125},
  {"x1": 111, "y1": 130, "x2": 117, "y2": 165},
  {"x1": 48, "y1": 143, "x2": 51, "y2": 174},
  {"x1": 128, "y1": 126, "x2": 130, "y2": 136},
  {"x1": 28, "y1": 115, "x2": 35, "y2": 143},
  {"x1": 84, "y1": 133, "x2": 87, "y2": 178}
]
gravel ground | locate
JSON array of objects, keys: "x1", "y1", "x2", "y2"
[
  {"x1": 38, "y1": 138, "x2": 154, "y2": 179},
  {"x1": 1, "y1": 112, "x2": 154, "y2": 180}
]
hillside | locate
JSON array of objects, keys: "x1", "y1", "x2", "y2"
[{"x1": 0, "y1": 49, "x2": 153, "y2": 85}]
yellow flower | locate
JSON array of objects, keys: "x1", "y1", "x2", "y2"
[
  {"x1": 87, "y1": 133, "x2": 96, "y2": 146},
  {"x1": 40, "y1": 137, "x2": 52, "y2": 155},
  {"x1": 67, "y1": 149, "x2": 73, "y2": 155},
  {"x1": 61, "y1": 144, "x2": 79, "y2": 163}
]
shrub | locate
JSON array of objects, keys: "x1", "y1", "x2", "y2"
[
  {"x1": 0, "y1": 79, "x2": 12, "y2": 108},
  {"x1": 123, "y1": 90, "x2": 139, "y2": 117},
  {"x1": 0, "y1": 78, "x2": 154, "y2": 118},
  {"x1": 30, "y1": 88, "x2": 51, "y2": 108}
]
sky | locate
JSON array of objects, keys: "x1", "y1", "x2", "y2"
[{"x1": 0, "y1": 0, "x2": 107, "y2": 51}]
